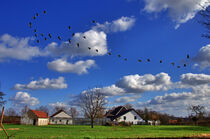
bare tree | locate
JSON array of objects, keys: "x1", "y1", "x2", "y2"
[
  {"x1": 0, "y1": 91, "x2": 6, "y2": 107},
  {"x1": 5, "y1": 108, "x2": 18, "y2": 116},
  {"x1": 124, "y1": 103, "x2": 133, "y2": 109},
  {"x1": 53, "y1": 105, "x2": 67, "y2": 113},
  {"x1": 36, "y1": 105, "x2": 49, "y2": 115},
  {"x1": 188, "y1": 105, "x2": 205, "y2": 125},
  {"x1": 76, "y1": 89, "x2": 106, "y2": 128},
  {"x1": 199, "y1": 2, "x2": 210, "y2": 39},
  {"x1": 21, "y1": 105, "x2": 30, "y2": 116},
  {"x1": 69, "y1": 107, "x2": 79, "y2": 119}
]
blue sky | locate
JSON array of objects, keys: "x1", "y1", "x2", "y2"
[{"x1": 0, "y1": 0, "x2": 210, "y2": 116}]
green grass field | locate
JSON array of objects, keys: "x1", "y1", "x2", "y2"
[{"x1": 0, "y1": 124, "x2": 210, "y2": 139}]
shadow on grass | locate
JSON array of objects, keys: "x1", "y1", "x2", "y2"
[{"x1": 153, "y1": 126, "x2": 210, "y2": 132}]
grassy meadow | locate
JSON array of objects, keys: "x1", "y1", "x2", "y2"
[{"x1": 0, "y1": 124, "x2": 210, "y2": 139}]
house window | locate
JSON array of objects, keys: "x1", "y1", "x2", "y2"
[
  {"x1": 123, "y1": 116, "x2": 126, "y2": 120},
  {"x1": 134, "y1": 116, "x2": 137, "y2": 120},
  {"x1": 60, "y1": 120, "x2": 62, "y2": 122}
]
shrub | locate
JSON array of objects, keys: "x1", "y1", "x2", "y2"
[{"x1": 118, "y1": 121, "x2": 131, "y2": 126}]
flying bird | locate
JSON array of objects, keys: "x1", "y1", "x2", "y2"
[
  {"x1": 72, "y1": 33, "x2": 75, "y2": 37},
  {"x1": 184, "y1": 64, "x2": 187, "y2": 67},
  {"x1": 83, "y1": 36, "x2": 86, "y2": 39},
  {"x1": 171, "y1": 62, "x2": 175, "y2": 66},
  {"x1": 44, "y1": 37, "x2": 47, "y2": 41},
  {"x1": 36, "y1": 40, "x2": 39, "y2": 43},
  {"x1": 28, "y1": 22, "x2": 32, "y2": 28},
  {"x1": 187, "y1": 54, "x2": 190, "y2": 59},
  {"x1": 108, "y1": 52, "x2": 111, "y2": 55},
  {"x1": 68, "y1": 39, "x2": 71, "y2": 43},
  {"x1": 40, "y1": 33, "x2": 44, "y2": 37},
  {"x1": 68, "y1": 26, "x2": 71, "y2": 30},
  {"x1": 160, "y1": 60, "x2": 162, "y2": 63},
  {"x1": 33, "y1": 16, "x2": 36, "y2": 20},
  {"x1": 124, "y1": 58, "x2": 128, "y2": 61},
  {"x1": 118, "y1": 54, "x2": 121, "y2": 58},
  {"x1": 43, "y1": 10, "x2": 47, "y2": 14},
  {"x1": 96, "y1": 49, "x2": 98, "y2": 52},
  {"x1": 34, "y1": 34, "x2": 37, "y2": 37},
  {"x1": 177, "y1": 66, "x2": 181, "y2": 68},
  {"x1": 48, "y1": 33, "x2": 52, "y2": 38},
  {"x1": 147, "y1": 59, "x2": 151, "y2": 62},
  {"x1": 57, "y1": 36, "x2": 61, "y2": 40},
  {"x1": 36, "y1": 13, "x2": 39, "y2": 16},
  {"x1": 77, "y1": 43, "x2": 79, "y2": 47},
  {"x1": 34, "y1": 29, "x2": 37, "y2": 32},
  {"x1": 88, "y1": 47, "x2": 91, "y2": 50},
  {"x1": 138, "y1": 59, "x2": 142, "y2": 62},
  {"x1": 92, "y1": 20, "x2": 96, "y2": 23}
]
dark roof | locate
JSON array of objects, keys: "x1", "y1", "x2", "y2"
[
  {"x1": 50, "y1": 110, "x2": 69, "y2": 117},
  {"x1": 106, "y1": 106, "x2": 142, "y2": 120},
  {"x1": 31, "y1": 110, "x2": 48, "y2": 118}
]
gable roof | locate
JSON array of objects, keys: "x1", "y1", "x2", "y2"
[
  {"x1": 31, "y1": 110, "x2": 48, "y2": 118},
  {"x1": 50, "y1": 110, "x2": 70, "y2": 118},
  {"x1": 106, "y1": 106, "x2": 142, "y2": 120}
]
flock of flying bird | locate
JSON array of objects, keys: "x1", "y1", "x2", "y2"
[{"x1": 28, "y1": 10, "x2": 190, "y2": 69}]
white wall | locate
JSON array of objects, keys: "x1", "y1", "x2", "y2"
[
  {"x1": 38, "y1": 118, "x2": 49, "y2": 126},
  {"x1": 118, "y1": 110, "x2": 144, "y2": 124},
  {"x1": 53, "y1": 111, "x2": 71, "y2": 118},
  {"x1": 50, "y1": 118, "x2": 72, "y2": 125}
]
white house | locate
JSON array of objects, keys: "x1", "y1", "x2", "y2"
[
  {"x1": 50, "y1": 110, "x2": 72, "y2": 125},
  {"x1": 21, "y1": 110, "x2": 49, "y2": 126},
  {"x1": 106, "y1": 106, "x2": 145, "y2": 125}
]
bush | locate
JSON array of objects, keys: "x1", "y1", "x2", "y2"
[
  {"x1": 118, "y1": 121, "x2": 131, "y2": 126},
  {"x1": 104, "y1": 122, "x2": 112, "y2": 126}
]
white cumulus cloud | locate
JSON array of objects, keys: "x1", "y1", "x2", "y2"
[
  {"x1": 143, "y1": 0, "x2": 210, "y2": 28},
  {"x1": 13, "y1": 76, "x2": 67, "y2": 90},
  {"x1": 47, "y1": 59, "x2": 96, "y2": 75},
  {"x1": 10, "y1": 92, "x2": 39, "y2": 106}
]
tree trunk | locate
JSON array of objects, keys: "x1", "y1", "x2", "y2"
[{"x1": 91, "y1": 118, "x2": 94, "y2": 128}]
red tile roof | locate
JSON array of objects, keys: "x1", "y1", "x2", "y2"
[{"x1": 31, "y1": 110, "x2": 49, "y2": 118}]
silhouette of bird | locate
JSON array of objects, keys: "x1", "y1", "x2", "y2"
[
  {"x1": 68, "y1": 26, "x2": 71, "y2": 30},
  {"x1": 138, "y1": 59, "x2": 142, "y2": 62},
  {"x1": 36, "y1": 13, "x2": 39, "y2": 16},
  {"x1": 96, "y1": 49, "x2": 98, "y2": 52},
  {"x1": 160, "y1": 60, "x2": 162, "y2": 63},
  {"x1": 48, "y1": 33, "x2": 52, "y2": 38},
  {"x1": 108, "y1": 52, "x2": 111, "y2": 55},
  {"x1": 43, "y1": 10, "x2": 46, "y2": 14},
  {"x1": 184, "y1": 64, "x2": 187, "y2": 67},
  {"x1": 83, "y1": 36, "x2": 86, "y2": 39},
  {"x1": 36, "y1": 40, "x2": 39, "y2": 43},
  {"x1": 34, "y1": 29, "x2": 37, "y2": 32},
  {"x1": 171, "y1": 62, "x2": 175, "y2": 66},
  {"x1": 124, "y1": 58, "x2": 128, "y2": 61},
  {"x1": 72, "y1": 33, "x2": 75, "y2": 37},
  {"x1": 118, "y1": 54, "x2": 121, "y2": 58},
  {"x1": 44, "y1": 37, "x2": 47, "y2": 41},
  {"x1": 187, "y1": 54, "x2": 190, "y2": 59},
  {"x1": 34, "y1": 34, "x2": 37, "y2": 37},
  {"x1": 28, "y1": 22, "x2": 32, "y2": 28},
  {"x1": 58, "y1": 36, "x2": 61, "y2": 40},
  {"x1": 68, "y1": 39, "x2": 71, "y2": 43},
  {"x1": 147, "y1": 59, "x2": 151, "y2": 62},
  {"x1": 177, "y1": 66, "x2": 181, "y2": 68},
  {"x1": 92, "y1": 20, "x2": 96, "y2": 23},
  {"x1": 77, "y1": 43, "x2": 79, "y2": 47},
  {"x1": 33, "y1": 16, "x2": 36, "y2": 20},
  {"x1": 88, "y1": 47, "x2": 91, "y2": 50},
  {"x1": 40, "y1": 33, "x2": 44, "y2": 37}
]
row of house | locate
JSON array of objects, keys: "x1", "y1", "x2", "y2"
[{"x1": 21, "y1": 106, "x2": 159, "y2": 126}]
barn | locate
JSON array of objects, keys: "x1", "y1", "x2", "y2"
[
  {"x1": 106, "y1": 106, "x2": 145, "y2": 125},
  {"x1": 50, "y1": 110, "x2": 72, "y2": 125},
  {"x1": 21, "y1": 110, "x2": 49, "y2": 126}
]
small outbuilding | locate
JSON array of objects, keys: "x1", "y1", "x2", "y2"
[
  {"x1": 50, "y1": 110, "x2": 72, "y2": 125},
  {"x1": 21, "y1": 110, "x2": 49, "y2": 126},
  {"x1": 106, "y1": 106, "x2": 145, "y2": 125}
]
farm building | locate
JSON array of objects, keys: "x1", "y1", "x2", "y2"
[
  {"x1": 50, "y1": 110, "x2": 72, "y2": 125},
  {"x1": 106, "y1": 106, "x2": 145, "y2": 125},
  {"x1": 21, "y1": 110, "x2": 49, "y2": 126}
]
